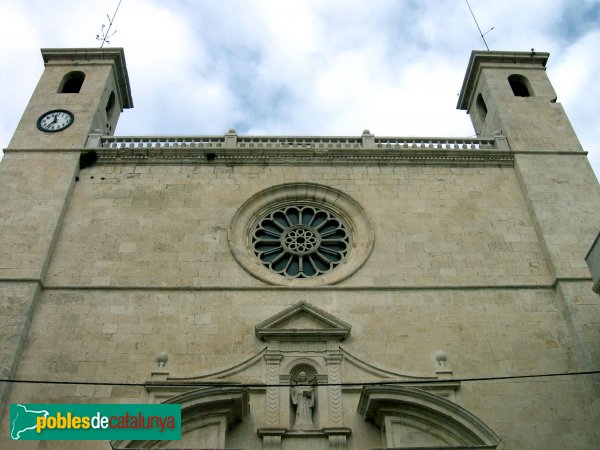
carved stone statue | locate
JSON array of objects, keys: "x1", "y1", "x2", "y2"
[{"x1": 290, "y1": 371, "x2": 315, "y2": 430}]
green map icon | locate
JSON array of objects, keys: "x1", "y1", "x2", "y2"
[{"x1": 10, "y1": 404, "x2": 49, "y2": 439}]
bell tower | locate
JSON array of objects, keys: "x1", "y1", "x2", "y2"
[
  {"x1": 8, "y1": 47, "x2": 133, "y2": 149},
  {"x1": 458, "y1": 52, "x2": 600, "y2": 432},
  {"x1": 457, "y1": 50, "x2": 582, "y2": 152},
  {"x1": 0, "y1": 48, "x2": 132, "y2": 419},
  {"x1": 457, "y1": 50, "x2": 600, "y2": 278}
]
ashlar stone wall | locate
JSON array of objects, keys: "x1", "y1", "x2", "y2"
[
  {"x1": 1, "y1": 160, "x2": 598, "y2": 449},
  {"x1": 45, "y1": 163, "x2": 550, "y2": 287},
  {"x1": 1, "y1": 287, "x2": 594, "y2": 449}
]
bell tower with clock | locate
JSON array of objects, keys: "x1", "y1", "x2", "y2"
[
  {"x1": 8, "y1": 47, "x2": 133, "y2": 150},
  {"x1": 0, "y1": 48, "x2": 132, "y2": 415}
]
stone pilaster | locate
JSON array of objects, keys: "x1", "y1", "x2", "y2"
[
  {"x1": 264, "y1": 351, "x2": 283, "y2": 427},
  {"x1": 325, "y1": 352, "x2": 344, "y2": 427}
]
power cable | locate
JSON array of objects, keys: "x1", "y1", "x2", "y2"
[{"x1": 1, "y1": 369, "x2": 599, "y2": 388}]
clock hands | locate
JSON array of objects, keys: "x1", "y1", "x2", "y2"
[
  {"x1": 43, "y1": 113, "x2": 58, "y2": 127},
  {"x1": 37, "y1": 110, "x2": 74, "y2": 132}
]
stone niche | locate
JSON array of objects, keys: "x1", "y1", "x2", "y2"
[{"x1": 254, "y1": 301, "x2": 353, "y2": 450}]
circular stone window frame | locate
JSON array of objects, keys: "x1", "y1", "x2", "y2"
[{"x1": 229, "y1": 183, "x2": 374, "y2": 286}]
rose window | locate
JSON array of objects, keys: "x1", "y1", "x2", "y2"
[{"x1": 252, "y1": 205, "x2": 350, "y2": 278}]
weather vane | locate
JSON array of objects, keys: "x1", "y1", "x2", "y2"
[
  {"x1": 464, "y1": 0, "x2": 494, "y2": 51},
  {"x1": 96, "y1": 0, "x2": 123, "y2": 48}
]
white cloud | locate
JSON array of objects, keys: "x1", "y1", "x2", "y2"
[
  {"x1": 0, "y1": 0, "x2": 599, "y2": 179},
  {"x1": 551, "y1": 28, "x2": 600, "y2": 176}
]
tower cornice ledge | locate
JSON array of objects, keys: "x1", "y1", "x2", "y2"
[
  {"x1": 41, "y1": 47, "x2": 133, "y2": 109},
  {"x1": 458, "y1": 50, "x2": 550, "y2": 110}
]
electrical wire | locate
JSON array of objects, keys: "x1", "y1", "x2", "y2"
[{"x1": 1, "y1": 369, "x2": 599, "y2": 388}]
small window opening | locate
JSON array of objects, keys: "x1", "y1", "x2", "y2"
[
  {"x1": 105, "y1": 91, "x2": 116, "y2": 119},
  {"x1": 59, "y1": 71, "x2": 85, "y2": 93},
  {"x1": 508, "y1": 74, "x2": 531, "y2": 97},
  {"x1": 476, "y1": 93, "x2": 488, "y2": 120}
]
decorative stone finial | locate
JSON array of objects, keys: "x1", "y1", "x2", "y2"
[
  {"x1": 149, "y1": 352, "x2": 170, "y2": 382},
  {"x1": 227, "y1": 128, "x2": 237, "y2": 134},
  {"x1": 434, "y1": 350, "x2": 448, "y2": 367},
  {"x1": 362, "y1": 129, "x2": 371, "y2": 135},
  {"x1": 433, "y1": 350, "x2": 453, "y2": 379},
  {"x1": 156, "y1": 351, "x2": 168, "y2": 368}
]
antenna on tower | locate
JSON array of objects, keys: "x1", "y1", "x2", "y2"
[
  {"x1": 464, "y1": 0, "x2": 494, "y2": 51},
  {"x1": 96, "y1": 0, "x2": 123, "y2": 48}
]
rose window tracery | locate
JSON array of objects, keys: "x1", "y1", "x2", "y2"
[{"x1": 252, "y1": 206, "x2": 350, "y2": 278}]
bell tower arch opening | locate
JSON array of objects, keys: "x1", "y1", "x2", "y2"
[
  {"x1": 58, "y1": 70, "x2": 85, "y2": 94},
  {"x1": 508, "y1": 74, "x2": 532, "y2": 97}
]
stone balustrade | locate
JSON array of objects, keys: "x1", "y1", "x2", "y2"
[
  {"x1": 88, "y1": 132, "x2": 507, "y2": 166},
  {"x1": 373, "y1": 137, "x2": 494, "y2": 150},
  {"x1": 96, "y1": 133, "x2": 496, "y2": 151}
]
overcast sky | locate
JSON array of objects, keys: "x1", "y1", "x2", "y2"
[{"x1": 1, "y1": 0, "x2": 599, "y2": 178}]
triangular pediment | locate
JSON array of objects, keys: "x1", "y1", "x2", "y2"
[
  {"x1": 255, "y1": 301, "x2": 351, "y2": 342},
  {"x1": 276, "y1": 311, "x2": 332, "y2": 329}
]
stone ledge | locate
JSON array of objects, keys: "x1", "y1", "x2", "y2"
[
  {"x1": 94, "y1": 148, "x2": 513, "y2": 167},
  {"x1": 36, "y1": 282, "x2": 564, "y2": 291},
  {"x1": 256, "y1": 427, "x2": 351, "y2": 437}
]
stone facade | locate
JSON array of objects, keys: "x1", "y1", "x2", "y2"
[{"x1": 0, "y1": 49, "x2": 599, "y2": 449}]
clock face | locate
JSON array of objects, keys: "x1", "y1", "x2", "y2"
[{"x1": 37, "y1": 109, "x2": 74, "y2": 132}]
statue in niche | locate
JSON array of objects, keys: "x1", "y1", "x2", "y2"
[{"x1": 290, "y1": 371, "x2": 316, "y2": 430}]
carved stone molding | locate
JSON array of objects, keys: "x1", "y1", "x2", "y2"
[
  {"x1": 325, "y1": 353, "x2": 344, "y2": 427},
  {"x1": 95, "y1": 134, "x2": 511, "y2": 168},
  {"x1": 138, "y1": 303, "x2": 471, "y2": 449},
  {"x1": 257, "y1": 427, "x2": 287, "y2": 450},
  {"x1": 255, "y1": 301, "x2": 351, "y2": 342},
  {"x1": 113, "y1": 386, "x2": 249, "y2": 449},
  {"x1": 358, "y1": 386, "x2": 500, "y2": 449},
  {"x1": 257, "y1": 427, "x2": 352, "y2": 450},
  {"x1": 324, "y1": 427, "x2": 352, "y2": 450},
  {"x1": 264, "y1": 352, "x2": 283, "y2": 427}
]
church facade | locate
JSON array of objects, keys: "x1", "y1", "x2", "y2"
[{"x1": 1, "y1": 47, "x2": 599, "y2": 449}]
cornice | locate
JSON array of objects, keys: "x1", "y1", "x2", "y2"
[
  {"x1": 41, "y1": 47, "x2": 133, "y2": 109},
  {"x1": 94, "y1": 147, "x2": 513, "y2": 166},
  {"x1": 457, "y1": 50, "x2": 549, "y2": 110}
]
